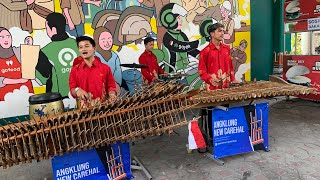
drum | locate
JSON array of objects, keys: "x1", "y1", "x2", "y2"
[{"x1": 29, "y1": 92, "x2": 64, "y2": 119}]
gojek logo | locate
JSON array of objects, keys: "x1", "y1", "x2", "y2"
[
  {"x1": 58, "y1": 48, "x2": 77, "y2": 74},
  {"x1": 312, "y1": 61, "x2": 320, "y2": 71},
  {"x1": 1, "y1": 60, "x2": 20, "y2": 74}
]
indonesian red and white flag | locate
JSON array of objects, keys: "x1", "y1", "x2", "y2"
[{"x1": 188, "y1": 119, "x2": 206, "y2": 150}]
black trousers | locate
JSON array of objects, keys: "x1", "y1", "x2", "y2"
[{"x1": 200, "y1": 105, "x2": 230, "y2": 145}]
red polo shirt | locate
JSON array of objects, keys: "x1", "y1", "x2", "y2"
[
  {"x1": 69, "y1": 56, "x2": 116, "y2": 99},
  {"x1": 198, "y1": 42, "x2": 235, "y2": 90},
  {"x1": 138, "y1": 51, "x2": 165, "y2": 84}
]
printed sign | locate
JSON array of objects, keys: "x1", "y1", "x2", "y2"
[
  {"x1": 308, "y1": 17, "x2": 320, "y2": 30},
  {"x1": 52, "y1": 149, "x2": 110, "y2": 180},
  {"x1": 284, "y1": 0, "x2": 320, "y2": 22},
  {"x1": 212, "y1": 103, "x2": 269, "y2": 159},
  {"x1": 283, "y1": 55, "x2": 320, "y2": 101}
]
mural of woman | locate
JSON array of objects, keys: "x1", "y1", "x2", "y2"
[
  {"x1": 0, "y1": 27, "x2": 33, "y2": 101},
  {"x1": 220, "y1": 0, "x2": 235, "y2": 46},
  {"x1": 93, "y1": 27, "x2": 122, "y2": 93}
]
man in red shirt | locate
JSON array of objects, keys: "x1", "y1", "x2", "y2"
[
  {"x1": 139, "y1": 37, "x2": 167, "y2": 84},
  {"x1": 198, "y1": 23, "x2": 240, "y2": 146},
  {"x1": 198, "y1": 23, "x2": 239, "y2": 90},
  {"x1": 69, "y1": 36, "x2": 117, "y2": 102}
]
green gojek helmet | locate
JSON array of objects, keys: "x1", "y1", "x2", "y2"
[
  {"x1": 199, "y1": 18, "x2": 219, "y2": 40},
  {"x1": 159, "y1": 3, "x2": 187, "y2": 30}
]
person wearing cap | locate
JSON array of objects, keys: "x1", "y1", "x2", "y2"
[{"x1": 198, "y1": 22, "x2": 239, "y2": 91}]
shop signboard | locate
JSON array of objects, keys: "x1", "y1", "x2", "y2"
[
  {"x1": 212, "y1": 103, "x2": 269, "y2": 159},
  {"x1": 284, "y1": 0, "x2": 320, "y2": 22},
  {"x1": 283, "y1": 55, "x2": 320, "y2": 101},
  {"x1": 308, "y1": 17, "x2": 320, "y2": 30}
]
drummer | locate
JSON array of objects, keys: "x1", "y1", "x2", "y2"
[
  {"x1": 69, "y1": 36, "x2": 117, "y2": 102},
  {"x1": 139, "y1": 37, "x2": 167, "y2": 84}
]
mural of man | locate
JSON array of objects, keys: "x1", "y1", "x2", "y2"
[
  {"x1": 0, "y1": 0, "x2": 52, "y2": 33},
  {"x1": 231, "y1": 39, "x2": 247, "y2": 81},
  {"x1": 181, "y1": 0, "x2": 207, "y2": 23},
  {"x1": 28, "y1": 0, "x2": 55, "y2": 30},
  {"x1": 159, "y1": 3, "x2": 207, "y2": 88},
  {"x1": 193, "y1": 0, "x2": 222, "y2": 25},
  {"x1": 60, "y1": 0, "x2": 101, "y2": 37},
  {"x1": 38, "y1": 12, "x2": 79, "y2": 98},
  {"x1": 137, "y1": 0, "x2": 170, "y2": 48},
  {"x1": 220, "y1": 0, "x2": 235, "y2": 46}
]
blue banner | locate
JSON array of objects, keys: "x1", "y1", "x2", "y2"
[
  {"x1": 52, "y1": 149, "x2": 110, "y2": 180},
  {"x1": 212, "y1": 103, "x2": 269, "y2": 159},
  {"x1": 111, "y1": 142, "x2": 134, "y2": 179},
  {"x1": 52, "y1": 142, "x2": 134, "y2": 180}
]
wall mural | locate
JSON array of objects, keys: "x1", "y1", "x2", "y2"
[{"x1": 0, "y1": 0, "x2": 251, "y2": 118}]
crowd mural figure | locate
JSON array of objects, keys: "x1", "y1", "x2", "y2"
[{"x1": 0, "y1": 0, "x2": 251, "y2": 118}]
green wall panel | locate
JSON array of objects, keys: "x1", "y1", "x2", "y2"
[{"x1": 251, "y1": 0, "x2": 274, "y2": 80}]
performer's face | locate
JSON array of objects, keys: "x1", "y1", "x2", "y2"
[
  {"x1": 99, "y1": 32, "x2": 113, "y2": 51},
  {"x1": 210, "y1": 27, "x2": 224, "y2": 42},
  {"x1": 0, "y1": 30, "x2": 12, "y2": 49},
  {"x1": 145, "y1": 41, "x2": 154, "y2": 52},
  {"x1": 78, "y1": 40, "x2": 95, "y2": 60}
]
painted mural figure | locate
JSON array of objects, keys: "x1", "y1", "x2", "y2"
[
  {"x1": 60, "y1": 0, "x2": 101, "y2": 37},
  {"x1": 138, "y1": 0, "x2": 170, "y2": 48},
  {"x1": 0, "y1": 27, "x2": 33, "y2": 101},
  {"x1": 193, "y1": 0, "x2": 239, "y2": 26},
  {"x1": 220, "y1": 0, "x2": 235, "y2": 46},
  {"x1": 102, "y1": 0, "x2": 139, "y2": 11},
  {"x1": 231, "y1": 39, "x2": 247, "y2": 80},
  {"x1": 181, "y1": 0, "x2": 207, "y2": 23},
  {"x1": 28, "y1": 0, "x2": 55, "y2": 30},
  {"x1": 14, "y1": 35, "x2": 54, "y2": 93},
  {"x1": 159, "y1": 3, "x2": 206, "y2": 86},
  {"x1": 93, "y1": 27, "x2": 122, "y2": 93},
  {"x1": 0, "y1": 0, "x2": 53, "y2": 33},
  {"x1": 38, "y1": 13, "x2": 79, "y2": 98},
  {"x1": 193, "y1": 0, "x2": 222, "y2": 25},
  {"x1": 92, "y1": 6, "x2": 153, "y2": 48}
]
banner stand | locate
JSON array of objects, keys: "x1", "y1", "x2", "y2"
[
  {"x1": 205, "y1": 153, "x2": 225, "y2": 165},
  {"x1": 131, "y1": 156, "x2": 152, "y2": 179},
  {"x1": 199, "y1": 101, "x2": 269, "y2": 165},
  {"x1": 130, "y1": 141, "x2": 153, "y2": 180},
  {"x1": 199, "y1": 106, "x2": 228, "y2": 166},
  {"x1": 204, "y1": 105, "x2": 230, "y2": 166}
]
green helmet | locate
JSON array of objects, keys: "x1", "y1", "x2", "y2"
[
  {"x1": 199, "y1": 18, "x2": 213, "y2": 38},
  {"x1": 160, "y1": 3, "x2": 187, "y2": 30}
]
